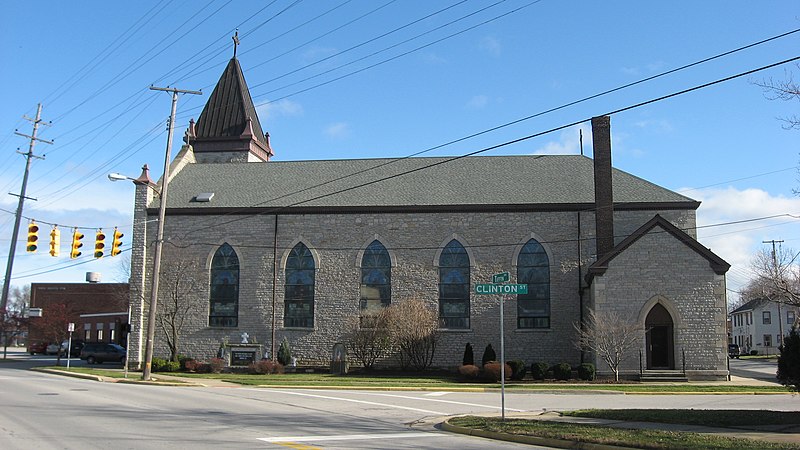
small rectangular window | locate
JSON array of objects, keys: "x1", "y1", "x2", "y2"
[
  {"x1": 788, "y1": 311, "x2": 796, "y2": 325},
  {"x1": 763, "y1": 311, "x2": 771, "y2": 325},
  {"x1": 764, "y1": 334, "x2": 772, "y2": 347}
]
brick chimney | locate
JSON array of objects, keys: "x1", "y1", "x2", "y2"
[{"x1": 592, "y1": 115, "x2": 614, "y2": 259}]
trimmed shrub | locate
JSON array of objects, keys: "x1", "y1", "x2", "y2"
[
  {"x1": 552, "y1": 362, "x2": 572, "y2": 381},
  {"x1": 578, "y1": 363, "x2": 596, "y2": 381},
  {"x1": 151, "y1": 357, "x2": 180, "y2": 373},
  {"x1": 531, "y1": 362, "x2": 549, "y2": 380},
  {"x1": 482, "y1": 361, "x2": 512, "y2": 382},
  {"x1": 778, "y1": 327, "x2": 800, "y2": 392},
  {"x1": 481, "y1": 344, "x2": 496, "y2": 366},
  {"x1": 278, "y1": 337, "x2": 292, "y2": 366},
  {"x1": 458, "y1": 364, "x2": 480, "y2": 380},
  {"x1": 462, "y1": 343, "x2": 474, "y2": 366},
  {"x1": 209, "y1": 357, "x2": 225, "y2": 374},
  {"x1": 250, "y1": 359, "x2": 284, "y2": 375},
  {"x1": 508, "y1": 359, "x2": 527, "y2": 381},
  {"x1": 183, "y1": 359, "x2": 200, "y2": 372},
  {"x1": 750, "y1": 350, "x2": 759, "y2": 356}
]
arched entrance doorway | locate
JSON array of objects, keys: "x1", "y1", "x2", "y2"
[{"x1": 645, "y1": 303, "x2": 674, "y2": 369}]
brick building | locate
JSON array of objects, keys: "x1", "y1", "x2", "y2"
[
  {"x1": 29, "y1": 282, "x2": 129, "y2": 347},
  {"x1": 126, "y1": 54, "x2": 730, "y2": 380}
]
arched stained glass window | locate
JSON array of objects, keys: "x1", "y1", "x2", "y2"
[
  {"x1": 517, "y1": 239, "x2": 550, "y2": 328},
  {"x1": 209, "y1": 243, "x2": 239, "y2": 327},
  {"x1": 360, "y1": 240, "x2": 391, "y2": 326},
  {"x1": 285, "y1": 242, "x2": 315, "y2": 328},
  {"x1": 439, "y1": 240, "x2": 470, "y2": 329}
]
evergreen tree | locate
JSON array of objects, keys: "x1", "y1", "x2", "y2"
[
  {"x1": 777, "y1": 326, "x2": 800, "y2": 392},
  {"x1": 462, "y1": 342, "x2": 474, "y2": 366},
  {"x1": 481, "y1": 343, "x2": 496, "y2": 366},
  {"x1": 278, "y1": 337, "x2": 292, "y2": 366}
]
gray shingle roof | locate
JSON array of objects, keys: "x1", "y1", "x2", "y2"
[{"x1": 160, "y1": 154, "x2": 696, "y2": 211}]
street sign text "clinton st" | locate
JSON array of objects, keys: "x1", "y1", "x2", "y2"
[{"x1": 474, "y1": 284, "x2": 528, "y2": 295}]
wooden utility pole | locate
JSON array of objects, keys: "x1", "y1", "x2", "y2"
[
  {"x1": 0, "y1": 104, "x2": 51, "y2": 313},
  {"x1": 141, "y1": 86, "x2": 201, "y2": 381},
  {"x1": 763, "y1": 239, "x2": 785, "y2": 348}
]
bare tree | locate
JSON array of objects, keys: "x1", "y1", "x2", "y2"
[
  {"x1": 344, "y1": 308, "x2": 391, "y2": 370},
  {"x1": 750, "y1": 246, "x2": 800, "y2": 307},
  {"x1": 30, "y1": 302, "x2": 73, "y2": 366},
  {"x1": 0, "y1": 285, "x2": 29, "y2": 358},
  {"x1": 574, "y1": 309, "x2": 642, "y2": 382},
  {"x1": 156, "y1": 260, "x2": 202, "y2": 362},
  {"x1": 386, "y1": 299, "x2": 438, "y2": 371},
  {"x1": 754, "y1": 65, "x2": 800, "y2": 130}
]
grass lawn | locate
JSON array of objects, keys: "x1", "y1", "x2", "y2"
[
  {"x1": 448, "y1": 415, "x2": 799, "y2": 450},
  {"x1": 39, "y1": 367, "x2": 794, "y2": 393},
  {"x1": 564, "y1": 409, "x2": 800, "y2": 428}
]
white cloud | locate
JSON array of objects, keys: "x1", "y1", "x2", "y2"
[
  {"x1": 633, "y1": 119, "x2": 673, "y2": 133},
  {"x1": 532, "y1": 124, "x2": 591, "y2": 155},
  {"x1": 466, "y1": 95, "x2": 489, "y2": 110},
  {"x1": 257, "y1": 99, "x2": 303, "y2": 120},
  {"x1": 693, "y1": 186, "x2": 800, "y2": 300},
  {"x1": 324, "y1": 122, "x2": 350, "y2": 139},
  {"x1": 301, "y1": 46, "x2": 338, "y2": 63},
  {"x1": 423, "y1": 52, "x2": 447, "y2": 64},
  {"x1": 479, "y1": 36, "x2": 502, "y2": 57}
]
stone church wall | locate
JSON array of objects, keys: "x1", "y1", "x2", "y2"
[{"x1": 135, "y1": 207, "x2": 697, "y2": 371}]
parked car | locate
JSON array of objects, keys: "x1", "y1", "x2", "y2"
[
  {"x1": 728, "y1": 343, "x2": 740, "y2": 359},
  {"x1": 46, "y1": 343, "x2": 61, "y2": 355},
  {"x1": 27, "y1": 342, "x2": 47, "y2": 355},
  {"x1": 60, "y1": 340, "x2": 85, "y2": 357},
  {"x1": 80, "y1": 343, "x2": 126, "y2": 364}
]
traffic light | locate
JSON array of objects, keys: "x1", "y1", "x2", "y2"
[
  {"x1": 26, "y1": 221, "x2": 39, "y2": 253},
  {"x1": 111, "y1": 227, "x2": 124, "y2": 256},
  {"x1": 94, "y1": 229, "x2": 105, "y2": 258},
  {"x1": 49, "y1": 226, "x2": 60, "y2": 257},
  {"x1": 70, "y1": 229, "x2": 84, "y2": 259}
]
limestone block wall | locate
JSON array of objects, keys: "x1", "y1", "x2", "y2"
[
  {"x1": 588, "y1": 227, "x2": 728, "y2": 380},
  {"x1": 133, "y1": 206, "x2": 699, "y2": 370}
]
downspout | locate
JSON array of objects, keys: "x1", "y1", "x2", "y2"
[
  {"x1": 271, "y1": 214, "x2": 279, "y2": 360},
  {"x1": 578, "y1": 129, "x2": 585, "y2": 364}
]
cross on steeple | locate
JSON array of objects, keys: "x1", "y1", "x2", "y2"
[{"x1": 232, "y1": 30, "x2": 240, "y2": 58}]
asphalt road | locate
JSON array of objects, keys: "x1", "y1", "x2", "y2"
[{"x1": 0, "y1": 350, "x2": 796, "y2": 449}]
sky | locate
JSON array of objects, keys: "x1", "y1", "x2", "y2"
[{"x1": 1, "y1": 0, "x2": 799, "y2": 305}]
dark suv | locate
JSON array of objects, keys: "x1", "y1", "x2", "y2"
[
  {"x1": 80, "y1": 343, "x2": 127, "y2": 364},
  {"x1": 728, "y1": 343, "x2": 740, "y2": 359}
]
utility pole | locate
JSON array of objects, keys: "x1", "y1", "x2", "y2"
[
  {"x1": 0, "y1": 104, "x2": 51, "y2": 313},
  {"x1": 141, "y1": 86, "x2": 201, "y2": 381},
  {"x1": 763, "y1": 239, "x2": 785, "y2": 350}
]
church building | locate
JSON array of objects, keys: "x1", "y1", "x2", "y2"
[{"x1": 127, "y1": 54, "x2": 730, "y2": 380}]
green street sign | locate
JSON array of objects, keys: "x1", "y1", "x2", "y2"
[
  {"x1": 474, "y1": 283, "x2": 528, "y2": 295},
  {"x1": 492, "y1": 272, "x2": 510, "y2": 283}
]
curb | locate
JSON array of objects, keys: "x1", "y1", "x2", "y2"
[
  {"x1": 31, "y1": 367, "x2": 104, "y2": 382},
  {"x1": 441, "y1": 418, "x2": 637, "y2": 450}
]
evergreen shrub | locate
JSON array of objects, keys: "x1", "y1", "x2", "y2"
[
  {"x1": 531, "y1": 362, "x2": 549, "y2": 380},
  {"x1": 508, "y1": 359, "x2": 527, "y2": 380},
  {"x1": 481, "y1": 344, "x2": 496, "y2": 366},
  {"x1": 552, "y1": 362, "x2": 572, "y2": 381},
  {"x1": 578, "y1": 363, "x2": 595, "y2": 381}
]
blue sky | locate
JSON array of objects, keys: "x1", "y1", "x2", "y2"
[{"x1": 1, "y1": 0, "x2": 799, "y2": 303}]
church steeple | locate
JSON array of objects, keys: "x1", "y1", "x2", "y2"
[{"x1": 190, "y1": 38, "x2": 273, "y2": 163}]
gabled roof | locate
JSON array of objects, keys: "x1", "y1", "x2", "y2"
[
  {"x1": 191, "y1": 57, "x2": 272, "y2": 159},
  {"x1": 730, "y1": 298, "x2": 769, "y2": 314},
  {"x1": 587, "y1": 214, "x2": 730, "y2": 281},
  {"x1": 159, "y1": 155, "x2": 699, "y2": 212}
]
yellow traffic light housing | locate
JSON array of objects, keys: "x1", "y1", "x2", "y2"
[
  {"x1": 70, "y1": 229, "x2": 84, "y2": 259},
  {"x1": 26, "y1": 221, "x2": 39, "y2": 253},
  {"x1": 94, "y1": 229, "x2": 105, "y2": 258},
  {"x1": 49, "y1": 226, "x2": 60, "y2": 257},
  {"x1": 111, "y1": 227, "x2": 124, "y2": 256}
]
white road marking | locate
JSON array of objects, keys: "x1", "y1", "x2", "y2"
[
  {"x1": 255, "y1": 389, "x2": 448, "y2": 415},
  {"x1": 258, "y1": 432, "x2": 447, "y2": 443},
  {"x1": 308, "y1": 390, "x2": 527, "y2": 412},
  {"x1": 424, "y1": 391, "x2": 450, "y2": 396}
]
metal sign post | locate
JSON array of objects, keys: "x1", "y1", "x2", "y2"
[
  {"x1": 475, "y1": 273, "x2": 528, "y2": 421},
  {"x1": 66, "y1": 322, "x2": 75, "y2": 369}
]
